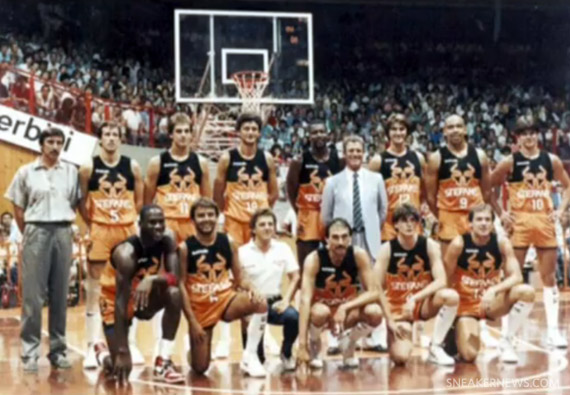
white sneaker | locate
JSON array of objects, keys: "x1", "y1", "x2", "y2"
[
  {"x1": 281, "y1": 353, "x2": 296, "y2": 371},
  {"x1": 547, "y1": 331, "x2": 568, "y2": 349},
  {"x1": 428, "y1": 344, "x2": 455, "y2": 366},
  {"x1": 240, "y1": 353, "x2": 267, "y2": 377},
  {"x1": 129, "y1": 343, "x2": 145, "y2": 365},
  {"x1": 309, "y1": 337, "x2": 323, "y2": 369},
  {"x1": 343, "y1": 357, "x2": 360, "y2": 369},
  {"x1": 212, "y1": 341, "x2": 230, "y2": 359},
  {"x1": 480, "y1": 328, "x2": 499, "y2": 348},
  {"x1": 339, "y1": 332, "x2": 359, "y2": 369},
  {"x1": 83, "y1": 343, "x2": 98, "y2": 369},
  {"x1": 499, "y1": 338, "x2": 519, "y2": 363}
]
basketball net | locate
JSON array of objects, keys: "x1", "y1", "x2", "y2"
[{"x1": 232, "y1": 70, "x2": 269, "y2": 115}]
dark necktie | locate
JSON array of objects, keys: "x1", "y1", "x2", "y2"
[{"x1": 353, "y1": 172, "x2": 363, "y2": 231}]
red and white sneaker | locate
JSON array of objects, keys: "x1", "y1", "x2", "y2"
[{"x1": 153, "y1": 356, "x2": 185, "y2": 384}]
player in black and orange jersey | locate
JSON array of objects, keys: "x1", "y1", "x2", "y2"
[
  {"x1": 369, "y1": 114, "x2": 425, "y2": 241},
  {"x1": 297, "y1": 218, "x2": 387, "y2": 370},
  {"x1": 178, "y1": 198, "x2": 266, "y2": 375},
  {"x1": 213, "y1": 113, "x2": 279, "y2": 247},
  {"x1": 78, "y1": 122, "x2": 144, "y2": 369},
  {"x1": 145, "y1": 112, "x2": 211, "y2": 243},
  {"x1": 444, "y1": 204, "x2": 534, "y2": 363},
  {"x1": 425, "y1": 115, "x2": 492, "y2": 256},
  {"x1": 287, "y1": 119, "x2": 343, "y2": 268},
  {"x1": 490, "y1": 116, "x2": 570, "y2": 348},
  {"x1": 94, "y1": 205, "x2": 184, "y2": 385}
]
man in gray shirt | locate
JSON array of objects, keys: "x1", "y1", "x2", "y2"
[{"x1": 5, "y1": 127, "x2": 80, "y2": 372}]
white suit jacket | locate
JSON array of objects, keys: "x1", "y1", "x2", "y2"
[{"x1": 321, "y1": 167, "x2": 388, "y2": 259}]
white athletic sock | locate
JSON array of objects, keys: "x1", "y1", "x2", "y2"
[
  {"x1": 159, "y1": 339, "x2": 175, "y2": 360},
  {"x1": 309, "y1": 323, "x2": 323, "y2": 342},
  {"x1": 501, "y1": 315, "x2": 509, "y2": 337},
  {"x1": 245, "y1": 313, "x2": 267, "y2": 356},
  {"x1": 479, "y1": 319, "x2": 488, "y2": 332},
  {"x1": 347, "y1": 322, "x2": 374, "y2": 343},
  {"x1": 506, "y1": 301, "x2": 533, "y2": 338},
  {"x1": 85, "y1": 277, "x2": 102, "y2": 346},
  {"x1": 368, "y1": 320, "x2": 387, "y2": 348},
  {"x1": 219, "y1": 321, "x2": 231, "y2": 344},
  {"x1": 543, "y1": 287, "x2": 560, "y2": 333},
  {"x1": 129, "y1": 318, "x2": 139, "y2": 345},
  {"x1": 327, "y1": 330, "x2": 339, "y2": 348},
  {"x1": 152, "y1": 309, "x2": 165, "y2": 359},
  {"x1": 431, "y1": 304, "x2": 458, "y2": 346}
]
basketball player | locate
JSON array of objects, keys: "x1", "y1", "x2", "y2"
[
  {"x1": 179, "y1": 198, "x2": 267, "y2": 375},
  {"x1": 286, "y1": 119, "x2": 343, "y2": 266},
  {"x1": 297, "y1": 218, "x2": 387, "y2": 369},
  {"x1": 212, "y1": 112, "x2": 278, "y2": 357},
  {"x1": 78, "y1": 122, "x2": 144, "y2": 369},
  {"x1": 490, "y1": 116, "x2": 569, "y2": 348},
  {"x1": 144, "y1": 112, "x2": 212, "y2": 242},
  {"x1": 213, "y1": 113, "x2": 279, "y2": 246},
  {"x1": 95, "y1": 205, "x2": 184, "y2": 384},
  {"x1": 372, "y1": 203, "x2": 458, "y2": 366},
  {"x1": 445, "y1": 204, "x2": 535, "y2": 363},
  {"x1": 368, "y1": 113, "x2": 425, "y2": 241}
]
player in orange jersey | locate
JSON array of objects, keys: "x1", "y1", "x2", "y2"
[
  {"x1": 79, "y1": 122, "x2": 144, "y2": 369},
  {"x1": 369, "y1": 113, "x2": 425, "y2": 242},
  {"x1": 445, "y1": 204, "x2": 535, "y2": 363},
  {"x1": 94, "y1": 205, "x2": 184, "y2": 385},
  {"x1": 178, "y1": 198, "x2": 266, "y2": 375},
  {"x1": 145, "y1": 112, "x2": 212, "y2": 243},
  {"x1": 490, "y1": 116, "x2": 570, "y2": 348}
]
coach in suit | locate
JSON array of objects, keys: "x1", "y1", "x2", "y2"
[{"x1": 321, "y1": 135, "x2": 388, "y2": 260}]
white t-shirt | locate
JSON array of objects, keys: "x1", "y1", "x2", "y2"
[{"x1": 238, "y1": 239, "x2": 299, "y2": 297}]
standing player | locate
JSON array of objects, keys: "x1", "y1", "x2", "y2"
[
  {"x1": 444, "y1": 205, "x2": 535, "y2": 362},
  {"x1": 286, "y1": 119, "x2": 342, "y2": 266},
  {"x1": 213, "y1": 113, "x2": 278, "y2": 357},
  {"x1": 178, "y1": 198, "x2": 267, "y2": 375},
  {"x1": 144, "y1": 112, "x2": 212, "y2": 242},
  {"x1": 95, "y1": 205, "x2": 184, "y2": 384},
  {"x1": 425, "y1": 114, "x2": 492, "y2": 256},
  {"x1": 369, "y1": 113, "x2": 425, "y2": 241},
  {"x1": 78, "y1": 122, "x2": 144, "y2": 368},
  {"x1": 490, "y1": 117, "x2": 569, "y2": 347},
  {"x1": 297, "y1": 218, "x2": 388, "y2": 369}
]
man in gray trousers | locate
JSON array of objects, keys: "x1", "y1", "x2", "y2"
[{"x1": 5, "y1": 127, "x2": 80, "y2": 372}]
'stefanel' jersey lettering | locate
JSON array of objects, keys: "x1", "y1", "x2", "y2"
[
  {"x1": 380, "y1": 150, "x2": 422, "y2": 212},
  {"x1": 313, "y1": 246, "x2": 359, "y2": 306}
]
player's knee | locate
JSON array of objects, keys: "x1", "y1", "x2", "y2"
[
  {"x1": 457, "y1": 344, "x2": 478, "y2": 363},
  {"x1": 389, "y1": 340, "x2": 412, "y2": 366},
  {"x1": 363, "y1": 304, "x2": 383, "y2": 327},
  {"x1": 439, "y1": 288, "x2": 459, "y2": 306},
  {"x1": 254, "y1": 298, "x2": 268, "y2": 314},
  {"x1": 191, "y1": 361, "x2": 209, "y2": 375},
  {"x1": 310, "y1": 304, "x2": 330, "y2": 327},
  {"x1": 87, "y1": 261, "x2": 105, "y2": 279},
  {"x1": 282, "y1": 307, "x2": 299, "y2": 325},
  {"x1": 514, "y1": 284, "x2": 535, "y2": 303}
]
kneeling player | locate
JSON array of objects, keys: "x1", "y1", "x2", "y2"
[
  {"x1": 374, "y1": 203, "x2": 459, "y2": 366},
  {"x1": 96, "y1": 205, "x2": 184, "y2": 384},
  {"x1": 297, "y1": 218, "x2": 387, "y2": 369},
  {"x1": 445, "y1": 204, "x2": 535, "y2": 363},
  {"x1": 179, "y1": 198, "x2": 267, "y2": 375}
]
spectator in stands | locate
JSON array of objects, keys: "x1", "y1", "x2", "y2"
[
  {"x1": 1, "y1": 211, "x2": 21, "y2": 244},
  {"x1": 36, "y1": 84, "x2": 55, "y2": 118}
]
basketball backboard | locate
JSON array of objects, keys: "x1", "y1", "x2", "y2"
[{"x1": 174, "y1": 10, "x2": 314, "y2": 105}]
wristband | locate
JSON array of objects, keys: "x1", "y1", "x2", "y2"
[{"x1": 163, "y1": 272, "x2": 178, "y2": 287}]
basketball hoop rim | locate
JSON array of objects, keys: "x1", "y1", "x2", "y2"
[{"x1": 231, "y1": 70, "x2": 269, "y2": 91}]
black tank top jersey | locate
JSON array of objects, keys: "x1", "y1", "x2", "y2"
[
  {"x1": 315, "y1": 246, "x2": 360, "y2": 291},
  {"x1": 88, "y1": 155, "x2": 135, "y2": 192},
  {"x1": 438, "y1": 145, "x2": 482, "y2": 180},
  {"x1": 298, "y1": 150, "x2": 342, "y2": 184},
  {"x1": 457, "y1": 233, "x2": 503, "y2": 273},
  {"x1": 387, "y1": 236, "x2": 431, "y2": 275},
  {"x1": 508, "y1": 151, "x2": 553, "y2": 183},
  {"x1": 184, "y1": 233, "x2": 233, "y2": 275},
  {"x1": 110, "y1": 235, "x2": 165, "y2": 276},
  {"x1": 226, "y1": 148, "x2": 269, "y2": 182},
  {"x1": 380, "y1": 150, "x2": 422, "y2": 180},
  {"x1": 157, "y1": 151, "x2": 202, "y2": 187}
]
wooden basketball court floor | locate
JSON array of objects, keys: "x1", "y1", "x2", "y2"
[{"x1": 1, "y1": 294, "x2": 569, "y2": 395}]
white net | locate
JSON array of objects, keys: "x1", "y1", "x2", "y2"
[{"x1": 232, "y1": 70, "x2": 269, "y2": 115}]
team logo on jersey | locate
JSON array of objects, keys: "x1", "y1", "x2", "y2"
[
  {"x1": 169, "y1": 167, "x2": 196, "y2": 192},
  {"x1": 196, "y1": 253, "x2": 227, "y2": 282},
  {"x1": 522, "y1": 165, "x2": 547, "y2": 189},
  {"x1": 396, "y1": 255, "x2": 426, "y2": 280},
  {"x1": 309, "y1": 169, "x2": 331, "y2": 193},
  {"x1": 322, "y1": 271, "x2": 358, "y2": 300},
  {"x1": 467, "y1": 252, "x2": 496, "y2": 278},
  {"x1": 135, "y1": 256, "x2": 160, "y2": 278},
  {"x1": 98, "y1": 173, "x2": 128, "y2": 198},
  {"x1": 391, "y1": 160, "x2": 415, "y2": 182},
  {"x1": 237, "y1": 166, "x2": 263, "y2": 188},
  {"x1": 450, "y1": 163, "x2": 475, "y2": 186}
]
